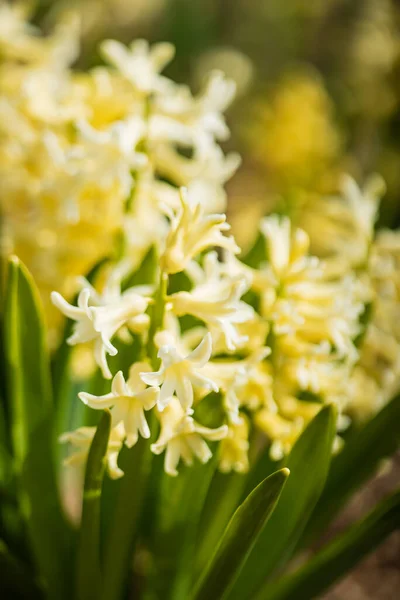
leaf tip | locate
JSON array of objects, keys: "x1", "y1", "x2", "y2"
[{"x1": 9, "y1": 254, "x2": 20, "y2": 266}]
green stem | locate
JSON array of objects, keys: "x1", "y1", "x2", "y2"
[
  {"x1": 75, "y1": 410, "x2": 111, "y2": 600},
  {"x1": 146, "y1": 270, "x2": 168, "y2": 369}
]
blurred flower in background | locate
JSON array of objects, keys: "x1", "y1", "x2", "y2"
[{"x1": 2, "y1": 0, "x2": 400, "y2": 422}]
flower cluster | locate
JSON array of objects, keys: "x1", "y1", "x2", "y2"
[
  {"x1": 300, "y1": 175, "x2": 400, "y2": 420},
  {"x1": 0, "y1": 4, "x2": 239, "y2": 345},
  {"x1": 55, "y1": 175, "x2": 388, "y2": 477},
  {"x1": 4, "y1": 7, "x2": 400, "y2": 480}
]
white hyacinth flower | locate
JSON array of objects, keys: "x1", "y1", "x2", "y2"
[
  {"x1": 101, "y1": 39, "x2": 175, "y2": 94},
  {"x1": 340, "y1": 174, "x2": 384, "y2": 244},
  {"x1": 75, "y1": 117, "x2": 147, "y2": 196},
  {"x1": 51, "y1": 273, "x2": 150, "y2": 379},
  {"x1": 161, "y1": 188, "x2": 239, "y2": 274},
  {"x1": 60, "y1": 422, "x2": 125, "y2": 480},
  {"x1": 154, "y1": 70, "x2": 236, "y2": 141},
  {"x1": 140, "y1": 332, "x2": 218, "y2": 412},
  {"x1": 78, "y1": 363, "x2": 159, "y2": 448},
  {"x1": 259, "y1": 214, "x2": 307, "y2": 281},
  {"x1": 150, "y1": 396, "x2": 228, "y2": 476},
  {"x1": 154, "y1": 134, "x2": 241, "y2": 191},
  {"x1": 170, "y1": 252, "x2": 254, "y2": 351}
]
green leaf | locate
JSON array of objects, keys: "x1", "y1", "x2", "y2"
[
  {"x1": 227, "y1": 405, "x2": 336, "y2": 600},
  {"x1": 76, "y1": 410, "x2": 111, "y2": 600},
  {"x1": 0, "y1": 392, "x2": 13, "y2": 489},
  {"x1": 146, "y1": 459, "x2": 217, "y2": 600},
  {"x1": 195, "y1": 472, "x2": 247, "y2": 579},
  {"x1": 193, "y1": 468, "x2": 289, "y2": 600},
  {"x1": 0, "y1": 391, "x2": 23, "y2": 559},
  {"x1": 259, "y1": 488, "x2": 400, "y2": 600},
  {"x1": 3, "y1": 256, "x2": 73, "y2": 599},
  {"x1": 100, "y1": 437, "x2": 153, "y2": 600},
  {"x1": 4, "y1": 258, "x2": 51, "y2": 465},
  {"x1": 194, "y1": 429, "x2": 274, "y2": 578},
  {"x1": 4, "y1": 257, "x2": 72, "y2": 599},
  {"x1": 196, "y1": 440, "x2": 278, "y2": 582},
  {"x1": 0, "y1": 540, "x2": 43, "y2": 600},
  {"x1": 302, "y1": 393, "x2": 400, "y2": 545}
]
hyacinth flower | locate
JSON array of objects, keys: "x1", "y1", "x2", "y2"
[
  {"x1": 78, "y1": 363, "x2": 159, "y2": 448},
  {"x1": 51, "y1": 284, "x2": 150, "y2": 379},
  {"x1": 150, "y1": 396, "x2": 228, "y2": 476},
  {"x1": 2, "y1": 10, "x2": 400, "y2": 600},
  {"x1": 140, "y1": 332, "x2": 219, "y2": 413},
  {"x1": 60, "y1": 422, "x2": 126, "y2": 480},
  {"x1": 160, "y1": 187, "x2": 239, "y2": 274},
  {"x1": 169, "y1": 251, "x2": 254, "y2": 351}
]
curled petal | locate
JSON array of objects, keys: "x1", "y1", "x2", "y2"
[{"x1": 188, "y1": 332, "x2": 213, "y2": 366}]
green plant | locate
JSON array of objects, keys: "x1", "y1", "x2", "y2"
[
  {"x1": 1, "y1": 9, "x2": 400, "y2": 599},
  {"x1": 1, "y1": 254, "x2": 399, "y2": 600}
]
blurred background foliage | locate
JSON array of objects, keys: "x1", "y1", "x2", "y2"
[{"x1": 32, "y1": 0, "x2": 400, "y2": 248}]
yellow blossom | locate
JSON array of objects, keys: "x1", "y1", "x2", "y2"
[
  {"x1": 150, "y1": 397, "x2": 227, "y2": 476},
  {"x1": 79, "y1": 363, "x2": 159, "y2": 447},
  {"x1": 160, "y1": 189, "x2": 239, "y2": 274},
  {"x1": 60, "y1": 422, "x2": 125, "y2": 480},
  {"x1": 140, "y1": 332, "x2": 219, "y2": 413},
  {"x1": 169, "y1": 252, "x2": 253, "y2": 351},
  {"x1": 219, "y1": 417, "x2": 250, "y2": 474},
  {"x1": 51, "y1": 277, "x2": 150, "y2": 378}
]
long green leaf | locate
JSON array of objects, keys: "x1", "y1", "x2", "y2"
[
  {"x1": 3, "y1": 256, "x2": 73, "y2": 599},
  {"x1": 146, "y1": 459, "x2": 217, "y2": 600},
  {"x1": 195, "y1": 471, "x2": 247, "y2": 579},
  {"x1": 227, "y1": 405, "x2": 336, "y2": 600},
  {"x1": 259, "y1": 488, "x2": 400, "y2": 600},
  {"x1": 0, "y1": 392, "x2": 12, "y2": 490},
  {"x1": 100, "y1": 437, "x2": 153, "y2": 600},
  {"x1": 303, "y1": 393, "x2": 400, "y2": 545},
  {"x1": 193, "y1": 468, "x2": 289, "y2": 600},
  {"x1": 0, "y1": 540, "x2": 43, "y2": 600},
  {"x1": 76, "y1": 410, "x2": 111, "y2": 600}
]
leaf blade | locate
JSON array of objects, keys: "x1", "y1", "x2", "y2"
[
  {"x1": 303, "y1": 393, "x2": 400, "y2": 545},
  {"x1": 227, "y1": 404, "x2": 337, "y2": 600},
  {"x1": 193, "y1": 468, "x2": 289, "y2": 600},
  {"x1": 194, "y1": 471, "x2": 247, "y2": 579},
  {"x1": 3, "y1": 257, "x2": 73, "y2": 599},
  {"x1": 146, "y1": 459, "x2": 218, "y2": 600},
  {"x1": 76, "y1": 410, "x2": 111, "y2": 600},
  {"x1": 259, "y1": 489, "x2": 400, "y2": 600},
  {"x1": 100, "y1": 437, "x2": 153, "y2": 600}
]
